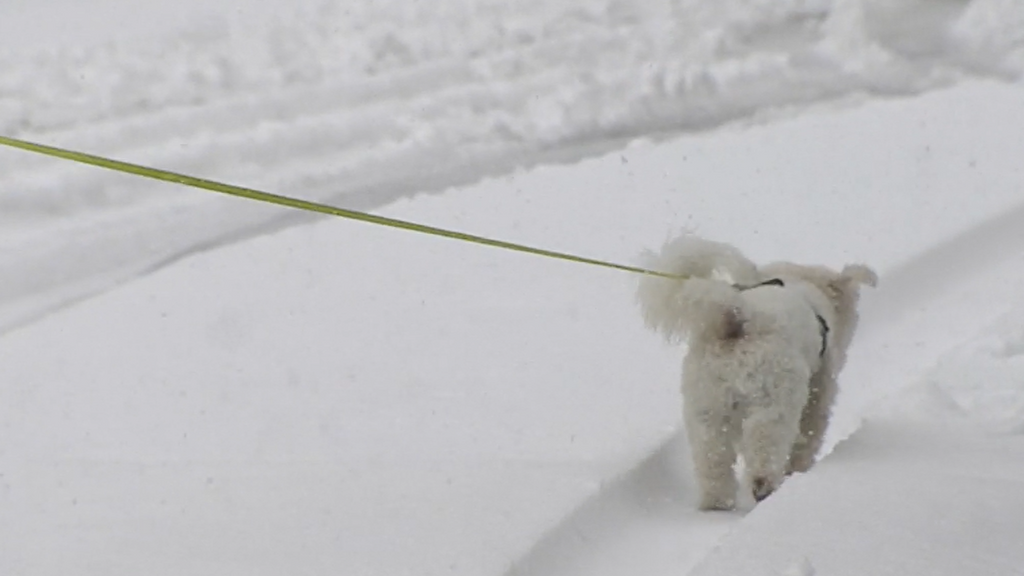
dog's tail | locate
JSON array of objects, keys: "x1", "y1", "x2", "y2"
[
  {"x1": 839, "y1": 263, "x2": 878, "y2": 288},
  {"x1": 636, "y1": 234, "x2": 759, "y2": 344}
]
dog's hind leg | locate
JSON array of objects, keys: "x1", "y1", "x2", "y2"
[
  {"x1": 788, "y1": 368, "x2": 838, "y2": 474},
  {"x1": 685, "y1": 406, "x2": 740, "y2": 511},
  {"x1": 741, "y1": 407, "x2": 803, "y2": 503}
]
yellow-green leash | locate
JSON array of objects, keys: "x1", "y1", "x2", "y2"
[{"x1": 0, "y1": 135, "x2": 680, "y2": 279}]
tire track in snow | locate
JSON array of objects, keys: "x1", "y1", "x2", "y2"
[
  {"x1": 505, "y1": 198, "x2": 1024, "y2": 576},
  {"x1": 827, "y1": 199, "x2": 1024, "y2": 441},
  {"x1": 506, "y1": 433, "x2": 739, "y2": 576},
  {"x1": 859, "y1": 202, "x2": 1024, "y2": 337}
]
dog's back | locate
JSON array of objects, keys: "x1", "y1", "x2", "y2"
[
  {"x1": 684, "y1": 280, "x2": 826, "y2": 372},
  {"x1": 636, "y1": 235, "x2": 826, "y2": 364}
]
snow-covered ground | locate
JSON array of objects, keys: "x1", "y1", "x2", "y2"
[
  {"x1": 4, "y1": 0, "x2": 1024, "y2": 331},
  {"x1": 3, "y1": 0, "x2": 1024, "y2": 574}
]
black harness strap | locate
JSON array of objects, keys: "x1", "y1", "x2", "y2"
[
  {"x1": 733, "y1": 277, "x2": 829, "y2": 358},
  {"x1": 733, "y1": 278, "x2": 785, "y2": 291},
  {"x1": 815, "y1": 313, "x2": 829, "y2": 358}
]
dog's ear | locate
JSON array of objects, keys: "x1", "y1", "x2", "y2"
[{"x1": 839, "y1": 264, "x2": 878, "y2": 288}]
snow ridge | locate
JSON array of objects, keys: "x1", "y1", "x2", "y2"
[
  {"x1": 3, "y1": 0, "x2": 1023, "y2": 335},
  {"x1": 3, "y1": 0, "x2": 1022, "y2": 219}
]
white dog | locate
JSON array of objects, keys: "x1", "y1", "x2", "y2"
[{"x1": 636, "y1": 234, "x2": 876, "y2": 510}]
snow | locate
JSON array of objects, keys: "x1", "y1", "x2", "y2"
[
  {"x1": 690, "y1": 421, "x2": 1024, "y2": 576},
  {"x1": 4, "y1": 0, "x2": 1024, "y2": 333},
  {"x1": 2, "y1": 0, "x2": 1024, "y2": 574}
]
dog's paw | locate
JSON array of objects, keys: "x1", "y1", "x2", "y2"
[
  {"x1": 786, "y1": 454, "x2": 815, "y2": 476},
  {"x1": 751, "y1": 476, "x2": 778, "y2": 502},
  {"x1": 698, "y1": 493, "x2": 736, "y2": 512}
]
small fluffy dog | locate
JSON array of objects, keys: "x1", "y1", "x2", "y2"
[{"x1": 636, "y1": 234, "x2": 876, "y2": 510}]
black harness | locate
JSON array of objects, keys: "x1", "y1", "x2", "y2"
[{"x1": 733, "y1": 278, "x2": 829, "y2": 358}]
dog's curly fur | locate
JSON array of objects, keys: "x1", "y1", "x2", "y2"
[{"x1": 637, "y1": 234, "x2": 876, "y2": 510}]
